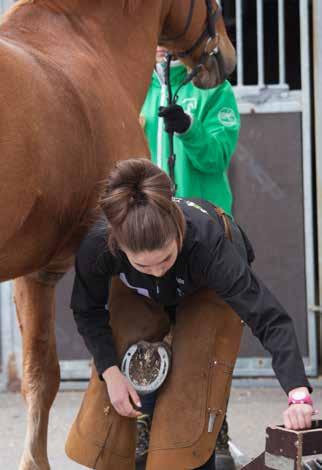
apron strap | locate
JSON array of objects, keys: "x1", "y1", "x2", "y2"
[{"x1": 213, "y1": 206, "x2": 233, "y2": 242}]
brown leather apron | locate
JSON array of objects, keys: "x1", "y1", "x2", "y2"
[{"x1": 65, "y1": 211, "x2": 244, "y2": 469}]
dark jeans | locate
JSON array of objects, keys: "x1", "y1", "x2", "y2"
[
  {"x1": 140, "y1": 392, "x2": 216, "y2": 470},
  {"x1": 199, "y1": 454, "x2": 216, "y2": 470},
  {"x1": 140, "y1": 391, "x2": 157, "y2": 416}
]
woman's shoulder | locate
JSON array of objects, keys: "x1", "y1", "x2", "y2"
[
  {"x1": 175, "y1": 198, "x2": 225, "y2": 250},
  {"x1": 175, "y1": 197, "x2": 220, "y2": 222},
  {"x1": 79, "y1": 217, "x2": 108, "y2": 252}
]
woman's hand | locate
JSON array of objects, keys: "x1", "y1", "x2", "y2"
[
  {"x1": 103, "y1": 365, "x2": 142, "y2": 418},
  {"x1": 283, "y1": 387, "x2": 317, "y2": 430},
  {"x1": 283, "y1": 403, "x2": 314, "y2": 430}
]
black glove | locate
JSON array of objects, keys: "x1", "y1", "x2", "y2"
[{"x1": 158, "y1": 104, "x2": 191, "y2": 134}]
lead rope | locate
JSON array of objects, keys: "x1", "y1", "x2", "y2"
[
  {"x1": 164, "y1": 52, "x2": 176, "y2": 195},
  {"x1": 164, "y1": 54, "x2": 203, "y2": 195}
]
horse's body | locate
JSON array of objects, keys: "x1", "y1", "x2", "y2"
[
  {"x1": 0, "y1": 1, "x2": 235, "y2": 468},
  {"x1": 0, "y1": 1, "x2": 158, "y2": 280}
]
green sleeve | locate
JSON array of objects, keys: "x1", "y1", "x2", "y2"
[{"x1": 177, "y1": 82, "x2": 240, "y2": 175}]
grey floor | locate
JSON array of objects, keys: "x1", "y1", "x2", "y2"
[{"x1": 1, "y1": 386, "x2": 322, "y2": 469}]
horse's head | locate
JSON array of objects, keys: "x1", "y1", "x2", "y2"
[{"x1": 159, "y1": 0, "x2": 236, "y2": 89}]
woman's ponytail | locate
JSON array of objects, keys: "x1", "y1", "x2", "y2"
[{"x1": 100, "y1": 158, "x2": 185, "y2": 254}]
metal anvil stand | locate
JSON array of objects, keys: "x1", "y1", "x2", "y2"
[{"x1": 241, "y1": 420, "x2": 322, "y2": 470}]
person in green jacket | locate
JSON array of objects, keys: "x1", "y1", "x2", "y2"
[
  {"x1": 136, "y1": 47, "x2": 241, "y2": 470},
  {"x1": 140, "y1": 46, "x2": 240, "y2": 216}
]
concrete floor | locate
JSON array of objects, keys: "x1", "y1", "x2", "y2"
[{"x1": 1, "y1": 386, "x2": 322, "y2": 469}]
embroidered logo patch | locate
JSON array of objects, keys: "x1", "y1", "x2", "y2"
[
  {"x1": 182, "y1": 97, "x2": 197, "y2": 113},
  {"x1": 218, "y1": 107, "x2": 238, "y2": 127},
  {"x1": 185, "y1": 200, "x2": 209, "y2": 214}
]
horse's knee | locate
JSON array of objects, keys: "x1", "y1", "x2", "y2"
[
  {"x1": 22, "y1": 351, "x2": 60, "y2": 407},
  {"x1": 14, "y1": 273, "x2": 62, "y2": 403}
]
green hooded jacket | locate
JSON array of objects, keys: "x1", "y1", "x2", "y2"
[{"x1": 140, "y1": 63, "x2": 240, "y2": 215}]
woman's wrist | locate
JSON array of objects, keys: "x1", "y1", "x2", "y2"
[
  {"x1": 102, "y1": 365, "x2": 120, "y2": 382},
  {"x1": 288, "y1": 387, "x2": 312, "y2": 406}
]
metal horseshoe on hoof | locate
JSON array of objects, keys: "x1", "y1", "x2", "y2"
[{"x1": 121, "y1": 340, "x2": 172, "y2": 395}]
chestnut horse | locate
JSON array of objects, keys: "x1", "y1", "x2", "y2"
[{"x1": 0, "y1": 1, "x2": 235, "y2": 468}]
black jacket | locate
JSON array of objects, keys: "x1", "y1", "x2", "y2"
[{"x1": 71, "y1": 198, "x2": 311, "y2": 394}]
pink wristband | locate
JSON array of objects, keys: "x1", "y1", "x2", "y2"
[{"x1": 288, "y1": 390, "x2": 313, "y2": 406}]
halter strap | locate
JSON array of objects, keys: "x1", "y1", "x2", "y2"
[{"x1": 160, "y1": 0, "x2": 220, "y2": 59}]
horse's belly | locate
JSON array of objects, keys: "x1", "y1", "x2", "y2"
[{"x1": 0, "y1": 204, "x2": 86, "y2": 281}]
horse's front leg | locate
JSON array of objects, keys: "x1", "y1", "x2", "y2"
[{"x1": 13, "y1": 269, "x2": 66, "y2": 470}]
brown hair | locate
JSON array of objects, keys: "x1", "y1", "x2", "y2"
[{"x1": 100, "y1": 158, "x2": 186, "y2": 254}]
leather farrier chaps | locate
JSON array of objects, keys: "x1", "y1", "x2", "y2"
[
  {"x1": 65, "y1": 277, "x2": 243, "y2": 469},
  {"x1": 65, "y1": 210, "x2": 244, "y2": 469}
]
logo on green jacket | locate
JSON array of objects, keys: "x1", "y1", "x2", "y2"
[
  {"x1": 218, "y1": 108, "x2": 238, "y2": 127},
  {"x1": 182, "y1": 97, "x2": 197, "y2": 113}
]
